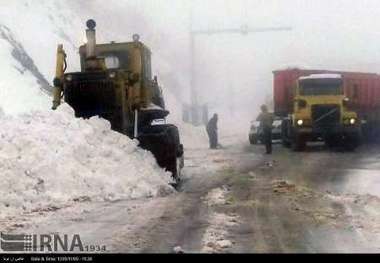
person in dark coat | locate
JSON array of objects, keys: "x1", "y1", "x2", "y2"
[
  {"x1": 256, "y1": 105, "x2": 274, "y2": 154},
  {"x1": 206, "y1": 113, "x2": 218, "y2": 149}
]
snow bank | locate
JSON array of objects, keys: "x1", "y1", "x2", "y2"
[{"x1": 0, "y1": 104, "x2": 174, "y2": 218}]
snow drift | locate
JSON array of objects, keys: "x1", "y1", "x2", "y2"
[{"x1": 0, "y1": 104, "x2": 174, "y2": 218}]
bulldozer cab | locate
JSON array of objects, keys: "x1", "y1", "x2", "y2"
[
  {"x1": 78, "y1": 40, "x2": 152, "y2": 79},
  {"x1": 62, "y1": 36, "x2": 166, "y2": 135}
]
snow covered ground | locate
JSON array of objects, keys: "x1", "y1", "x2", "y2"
[{"x1": 0, "y1": 104, "x2": 174, "y2": 219}]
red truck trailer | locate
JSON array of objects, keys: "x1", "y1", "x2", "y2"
[{"x1": 273, "y1": 68, "x2": 380, "y2": 144}]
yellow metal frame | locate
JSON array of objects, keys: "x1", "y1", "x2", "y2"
[{"x1": 52, "y1": 44, "x2": 67, "y2": 110}]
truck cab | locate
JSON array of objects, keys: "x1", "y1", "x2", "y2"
[{"x1": 282, "y1": 74, "x2": 361, "y2": 151}]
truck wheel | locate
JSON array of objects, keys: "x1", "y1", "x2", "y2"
[
  {"x1": 292, "y1": 135, "x2": 306, "y2": 151},
  {"x1": 344, "y1": 133, "x2": 361, "y2": 151},
  {"x1": 325, "y1": 136, "x2": 339, "y2": 148}
]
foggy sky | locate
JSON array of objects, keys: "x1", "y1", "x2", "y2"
[{"x1": 121, "y1": 0, "x2": 380, "y2": 119}]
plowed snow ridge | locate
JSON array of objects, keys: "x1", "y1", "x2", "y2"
[{"x1": 0, "y1": 104, "x2": 174, "y2": 218}]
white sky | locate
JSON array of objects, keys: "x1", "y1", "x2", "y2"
[
  {"x1": 7, "y1": 0, "x2": 375, "y2": 120},
  {"x1": 118, "y1": 0, "x2": 380, "y2": 118}
]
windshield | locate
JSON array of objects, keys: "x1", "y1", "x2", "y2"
[
  {"x1": 299, "y1": 80, "x2": 343, "y2": 95},
  {"x1": 98, "y1": 51, "x2": 129, "y2": 69}
]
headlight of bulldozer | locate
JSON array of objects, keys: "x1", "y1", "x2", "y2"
[
  {"x1": 349, "y1": 118, "x2": 356, "y2": 125},
  {"x1": 297, "y1": 119, "x2": 304, "y2": 126},
  {"x1": 65, "y1": 74, "x2": 73, "y2": 82},
  {"x1": 109, "y1": 72, "x2": 116, "y2": 79}
]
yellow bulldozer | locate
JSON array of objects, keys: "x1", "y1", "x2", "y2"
[{"x1": 52, "y1": 19, "x2": 184, "y2": 182}]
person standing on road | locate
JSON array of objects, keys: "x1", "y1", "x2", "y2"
[
  {"x1": 256, "y1": 105, "x2": 274, "y2": 154},
  {"x1": 206, "y1": 113, "x2": 218, "y2": 149}
]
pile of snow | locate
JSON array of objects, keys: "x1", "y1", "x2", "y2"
[{"x1": 0, "y1": 104, "x2": 174, "y2": 218}]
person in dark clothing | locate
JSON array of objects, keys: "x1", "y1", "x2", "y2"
[
  {"x1": 206, "y1": 113, "x2": 218, "y2": 149},
  {"x1": 256, "y1": 105, "x2": 274, "y2": 154}
]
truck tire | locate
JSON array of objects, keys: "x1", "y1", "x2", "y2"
[
  {"x1": 344, "y1": 133, "x2": 361, "y2": 151},
  {"x1": 325, "y1": 136, "x2": 339, "y2": 148},
  {"x1": 291, "y1": 134, "x2": 306, "y2": 152}
]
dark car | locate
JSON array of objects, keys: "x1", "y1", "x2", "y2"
[{"x1": 249, "y1": 116, "x2": 282, "y2": 144}]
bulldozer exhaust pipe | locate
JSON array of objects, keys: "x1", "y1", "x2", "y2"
[{"x1": 85, "y1": 19, "x2": 97, "y2": 58}]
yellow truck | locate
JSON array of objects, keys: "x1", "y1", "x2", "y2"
[{"x1": 275, "y1": 71, "x2": 361, "y2": 151}]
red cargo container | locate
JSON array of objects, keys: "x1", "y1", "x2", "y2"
[{"x1": 273, "y1": 68, "x2": 380, "y2": 117}]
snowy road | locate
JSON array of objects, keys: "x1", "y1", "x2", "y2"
[{"x1": 3, "y1": 138, "x2": 380, "y2": 253}]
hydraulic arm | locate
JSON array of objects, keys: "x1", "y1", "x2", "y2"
[{"x1": 52, "y1": 44, "x2": 67, "y2": 110}]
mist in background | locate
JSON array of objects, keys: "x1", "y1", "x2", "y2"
[
  {"x1": 1, "y1": 0, "x2": 380, "y2": 136},
  {"x1": 115, "y1": 0, "x2": 380, "y2": 135}
]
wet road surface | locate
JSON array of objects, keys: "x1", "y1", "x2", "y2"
[
  {"x1": 5, "y1": 140, "x2": 380, "y2": 253},
  {"x1": 133, "y1": 142, "x2": 380, "y2": 253}
]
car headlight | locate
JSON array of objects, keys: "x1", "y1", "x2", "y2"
[
  {"x1": 349, "y1": 118, "x2": 356, "y2": 125},
  {"x1": 109, "y1": 72, "x2": 116, "y2": 79},
  {"x1": 297, "y1": 119, "x2": 303, "y2": 126},
  {"x1": 65, "y1": 74, "x2": 73, "y2": 82}
]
